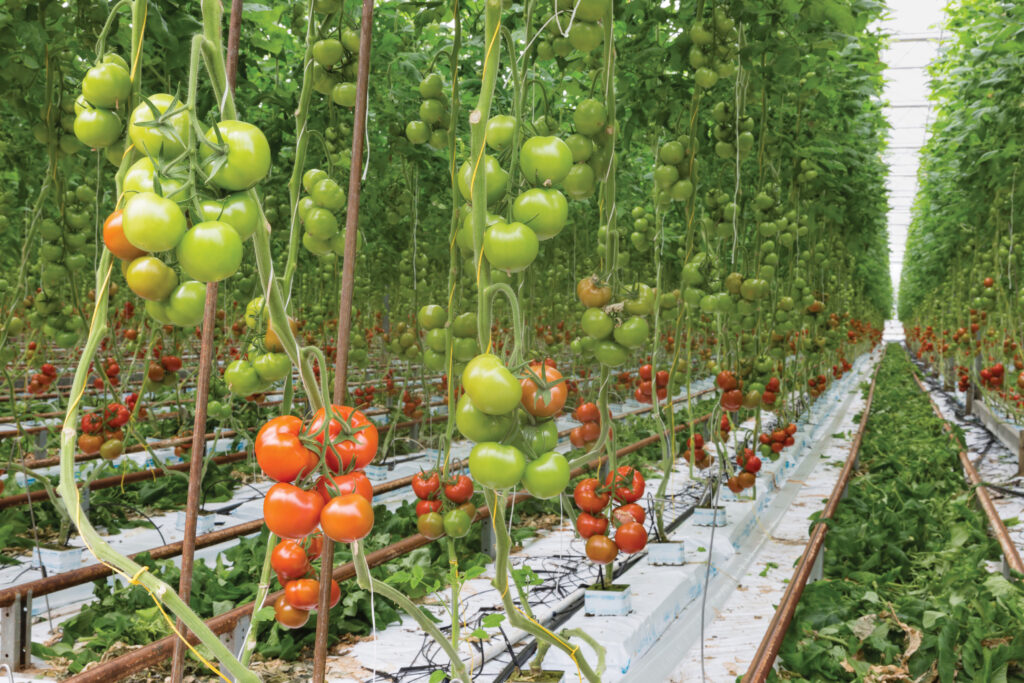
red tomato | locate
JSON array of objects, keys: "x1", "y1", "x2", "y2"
[
  {"x1": 320, "y1": 493, "x2": 374, "y2": 543},
  {"x1": 316, "y1": 471, "x2": 373, "y2": 504},
  {"x1": 573, "y1": 402, "x2": 599, "y2": 423},
  {"x1": 256, "y1": 415, "x2": 318, "y2": 483},
  {"x1": 573, "y1": 478, "x2": 610, "y2": 513},
  {"x1": 416, "y1": 499, "x2": 443, "y2": 515},
  {"x1": 638, "y1": 364, "x2": 652, "y2": 381},
  {"x1": 614, "y1": 521, "x2": 648, "y2": 554},
  {"x1": 569, "y1": 426, "x2": 587, "y2": 448},
  {"x1": 614, "y1": 503, "x2": 645, "y2": 525},
  {"x1": 576, "y1": 512, "x2": 608, "y2": 538},
  {"x1": 284, "y1": 578, "x2": 321, "y2": 610},
  {"x1": 271, "y1": 539, "x2": 309, "y2": 580},
  {"x1": 744, "y1": 456, "x2": 762, "y2": 473},
  {"x1": 443, "y1": 474, "x2": 474, "y2": 504},
  {"x1": 605, "y1": 466, "x2": 644, "y2": 503},
  {"x1": 263, "y1": 483, "x2": 324, "y2": 539},
  {"x1": 309, "y1": 405, "x2": 379, "y2": 472},
  {"x1": 411, "y1": 471, "x2": 441, "y2": 500}
]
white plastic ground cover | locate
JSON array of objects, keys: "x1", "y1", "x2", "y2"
[
  {"x1": 909, "y1": 352, "x2": 1024, "y2": 562},
  {"x1": 3, "y1": 378, "x2": 709, "y2": 680},
  {"x1": 318, "y1": 351, "x2": 881, "y2": 683}
]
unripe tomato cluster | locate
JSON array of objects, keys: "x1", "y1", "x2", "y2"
[
  {"x1": 99, "y1": 91, "x2": 270, "y2": 331},
  {"x1": 299, "y1": 168, "x2": 348, "y2": 256},
  {"x1": 413, "y1": 471, "x2": 477, "y2": 540},
  {"x1": 223, "y1": 297, "x2": 292, "y2": 397},
  {"x1": 405, "y1": 73, "x2": 450, "y2": 149},
  {"x1": 73, "y1": 53, "x2": 130, "y2": 151},
  {"x1": 310, "y1": 26, "x2": 362, "y2": 108},
  {"x1": 459, "y1": 355, "x2": 571, "y2": 500},
  {"x1": 574, "y1": 465, "x2": 648, "y2": 566},
  {"x1": 575, "y1": 278, "x2": 661, "y2": 368}
]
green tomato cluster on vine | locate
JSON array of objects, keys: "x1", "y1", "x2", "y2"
[
  {"x1": 689, "y1": 7, "x2": 739, "y2": 90},
  {"x1": 311, "y1": 27, "x2": 363, "y2": 107},
  {"x1": 405, "y1": 73, "x2": 450, "y2": 149},
  {"x1": 72, "y1": 53, "x2": 130, "y2": 154},
  {"x1": 535, "y1": 0, "x2": 610, "y2": 59},
  {"x1": 299, "y1": 168, "x2": 348, "y2": 257}
]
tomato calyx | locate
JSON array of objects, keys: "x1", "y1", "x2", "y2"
[{"x1": 133, "y1": 94, "x2": 189, "y2": 153}]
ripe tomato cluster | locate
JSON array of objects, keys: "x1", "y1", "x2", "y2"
[
  {"x1": 574, "y1": 465, "x2": 648, "y2": 565},
  {"x1": 88, "y1": 356, "x2": 121, "y2": 389},
  {"x1": 807, "y1": 374, "x2": 828, "y2": 397},
  {"x1": 569, "y1": 401, "x2": 606, "y2": 448},
  {"x1": 682, "y1": 433, "x2": 712, "y2": 469},
  {"x1": 26, "y1": 362, "x2": 58, "y2": 395},
  {"x1": 412, "y1": 471, "x2": 477, "y2": 540},
  {"x1": 269, "y1": 535, "x2": 340, "y2": 630},
  {"x1": 633, "y1": 363, "x2": 669, "y2": 404},
  {"x1": 757, "y1": 422, "x2": 798, "y2": 458},
  {"x1": 77, "y1": 400, "x2": 130, "y2": 459},
  {"x1": 726, "y1": 448, "x2": 760, "y2": 492},
  {"x1": 146, "y1": 354, "x2": 183, "y2": 385},
  {"x1": 980, "y1": 362, "x2": 1005, "y2": 389},
  {"x1": 831, "y1": 358, "x2": 852, "y2": 380},
  {"x1": 256, "y1": 403, "x2": 379, "y2": 620}
]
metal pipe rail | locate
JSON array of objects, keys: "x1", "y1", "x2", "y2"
[{"x1": 742, "y1": 349, "x2": 884, "y2": 683}]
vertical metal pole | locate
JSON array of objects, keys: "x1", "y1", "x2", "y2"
[
  {"x1": 170, "y1": 2, "x2": 242, "y2": 680},
  {"x1": 313, "y1": 1, "x2": 375, "y2": 681}
]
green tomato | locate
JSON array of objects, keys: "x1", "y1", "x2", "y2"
[
  {"x1": 458, "y1": 155, "x2": 508, "y2": 205},
  {"x1": 563, "y1": 163, "x2": 597, "y2": 201},
  {"x1": 455, "y1": 393, "x2": 515, "y2": 442},
  {"x1": 224, "y1": 359, "x2": 263, "y2": 396},
  {"x1": 452, "y1": 337, "x2": 478, "y2": 362},
  {"x1": 302, "y1": 169, "x2": 328, "y2": 193},
  {"x1": 145, "y1": 298, "x2": 174, "y2": 324},
  {"x1": 623, "y1": 283, "x2": 656, "y2": 315},
  {"x1": 511, "y1": 188, "x2": 568, "y2": 240},
  {"x1": 244, "y1": 296, "x2": 266, "y2": 328},
  {"x1": 123, "y1": 191, "x2": 187, "y2": 252},
  {"x1": 514, "y1": 417, "x2": 559, "y2": 455},
  {"x1": 82, "y1": 62, "x2": 131, "y2": 109},
  {"x1": 483, "y1": 221, "x2": 538, "y2": 273},
  {"x1": 424, "y1": 328, "x2": 448, "y2": 353},
  {"x1": 580, "y1": 308, "x2": 614, "y2": 340},
  {"x1": 73, "y1": 108, "x2": 122, "y2": 149},
  {"x1": 419, "y1": 73, "x2": 444, "y2": 98},
  {"x1": 592, "y1": 340, "x2": 628, "y2": 367},
  {"x1": 417, "y1": 304, "x2": 446, "y2": 330},
  {"x1": 253, "y1": 352, "x2": 291, "y2": 382},
  {"x1": 565, "y1": 133, "x2": 594, "y2": 163},
  {"x1": 457, "y1": 211, "x2": 502, "y2": 252},
  {"x1": 176, "y1": 221, "x2": 243, "y2": 283},
  {"x1": 522, "y1": 452, "x2": 570, "y2": 499},
  {"x1": 312, "y1": 38, "x2": 344, "y2": 66},
  {"x1": 406, "y1": 120, "x2": 430, "y2": 145},
  {"x1": 202, "y1": 121, "x2": 271, "y2": 191},
  {"x1": 485, "y1": 115, "x2": 516, "y2": 151},
  {"x1": 332, "y1": 82, "x2": 357, "y2": 108},
  {"x1": 613, "y1": 316, "x2": 649, "y2": 348},
  {"x1": 419, "y1": 99, "x2": 445, "y2": 125},
  {"x1": 165, "y1": 281, "x2": 207, "y2": 327},
  {"x1": 469, "y1": 443, "x2": 526, "y2": 490},
  {"x1": 451, "y1": 312, "x2": 478, "y2": 338},
  {"x1": 123, "y1": 158, "x2": 188, "y2": 202},
  {"x1": 520, "y1": 136, "x2": 573, "y2": 187},
  {"x1": 126, "y1": 256, "x2": 177, "y2": 301},
  {"x1": 573, "y1": 98, "x2": 607, "y2": 136},
  {"x1": 129, "y1": 94, "x2": 190, "y2": 157},
  {"x1": 442, "y1": 508, "x2": 472, "y2": 538},
  {"x1": 568, "y1": 20, "x2": 603, "y2": 52},
  {"x1": 311, "y1": 177, "x2": 346, "y2": 211},
  {"x1": 303, "y1": 206, "x2": 340, "y2": 239},
  {"x1": 423, "y1": 348, "x2": 446, "y2": 372},
  {"x1": 462, "y1": 354, "x2": 521, "y2": 415},
  {"x1": 198, "y1": 192, "x2": 260, "y2": 240}
]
